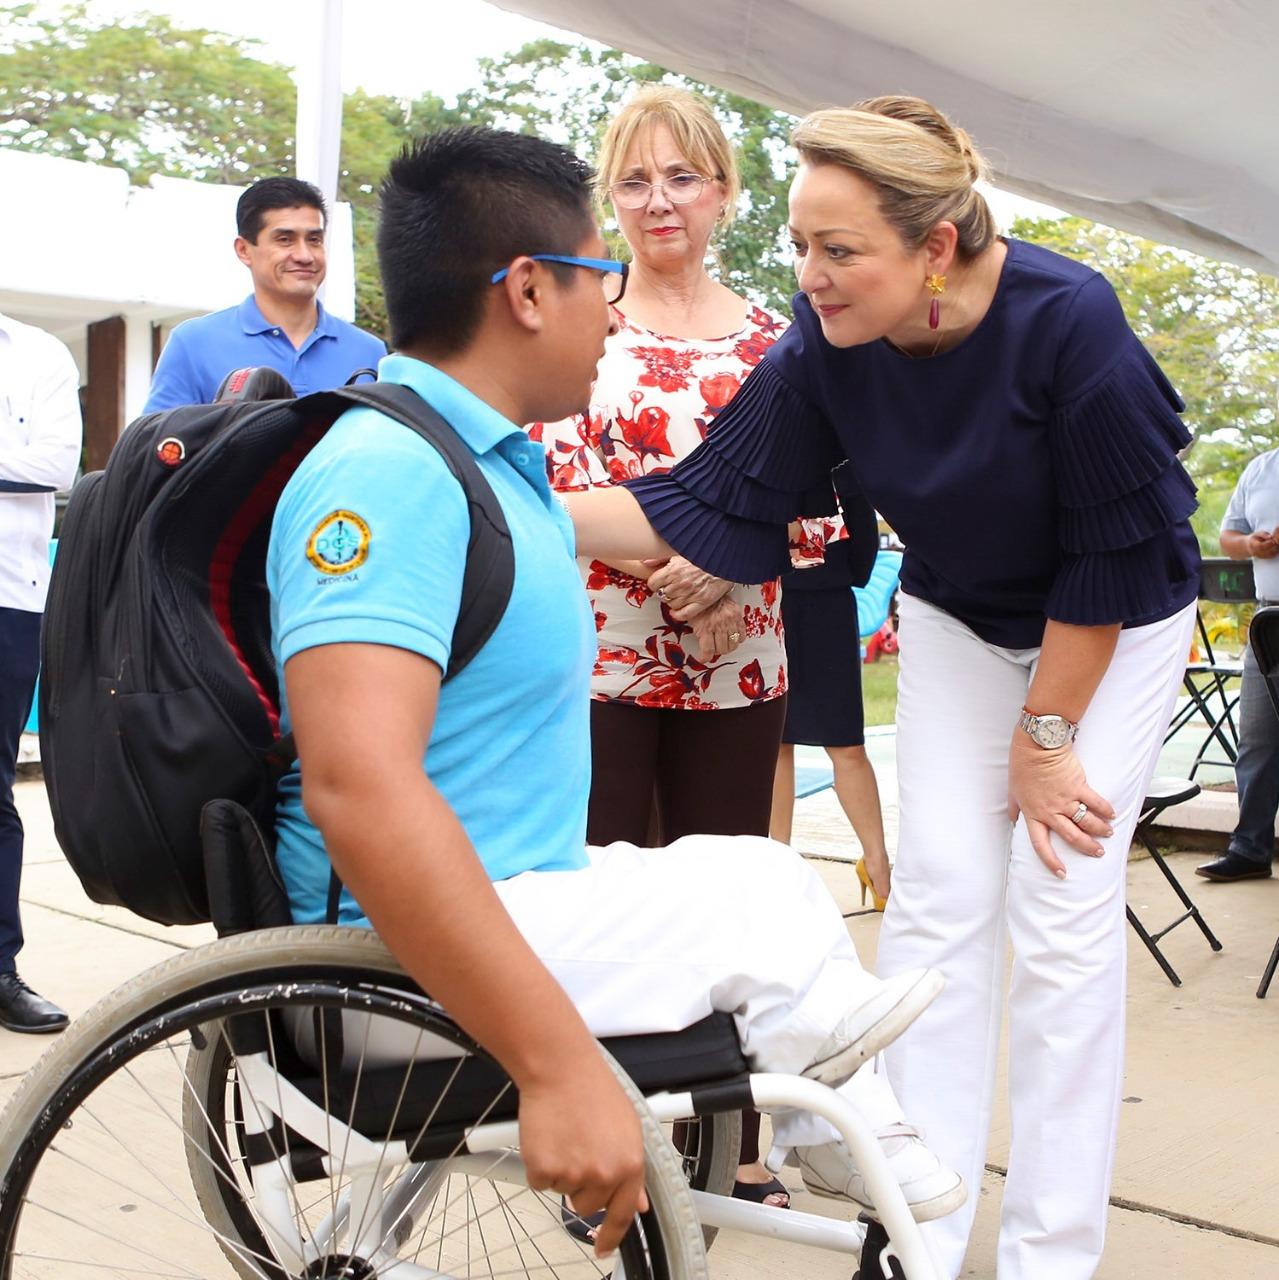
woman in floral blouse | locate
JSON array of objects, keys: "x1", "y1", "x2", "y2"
[{"x1": 532, "y1": 84, "x2": 803, "y2": 1213}]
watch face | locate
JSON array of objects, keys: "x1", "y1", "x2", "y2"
[{"x1": 1034, "y1": 715, "x2": 1072, "y2": 749}]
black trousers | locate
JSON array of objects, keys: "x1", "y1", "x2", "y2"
[
  {"x1": 587, "y1": 695, "x2": 788, "y2": 1165},
  {"x1": 0, "y1": 607, "x2": 41, "y2": 971},
  {"x1": 586, "y1": 697, "x2": 788, "y2": 847}
]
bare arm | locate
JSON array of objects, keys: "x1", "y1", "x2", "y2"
[
  {"x1": 1221, "y1": 528, "x2": 1278, "y2": 560},
  {"x1": 564, "y1": 486, "x2": 672, "y2": 563},
  {"x1": 1009, "y1": 620, "x2": 1121, "y2": 877},
  {"x1": 287, "y1": 641, "x2": 646, "y2": 1255}
]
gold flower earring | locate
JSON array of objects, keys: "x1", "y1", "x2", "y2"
[{"x1": 926, "y1": 274, "x2": 946, "y2": 330}]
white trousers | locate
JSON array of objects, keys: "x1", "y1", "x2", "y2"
[
  {"x1": 334, "y1": 835, "x2": 903, "y2": 1146},
  {"x1": 877, "y1": 596, "x2": 1195, "y2": 1279}
]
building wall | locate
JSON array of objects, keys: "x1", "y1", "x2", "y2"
[{"x1": 0, "y1": 150, "x2": 360, "y2": 422}]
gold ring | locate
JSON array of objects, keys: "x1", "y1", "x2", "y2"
[{"x1": 729, "y1": 631, "x2": 742, "y2": 643}]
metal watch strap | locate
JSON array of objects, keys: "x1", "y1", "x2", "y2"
[{"x1": 1017, "y1": 708, "x2": 1079, "y2": 749}]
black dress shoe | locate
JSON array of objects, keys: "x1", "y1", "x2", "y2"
[
  {"x1": 1194, "y1": 852, "x2": 1274, "y2": 882},
  {"x1": 0, "y1": 972, "x2": 69, "y2": 1034}
]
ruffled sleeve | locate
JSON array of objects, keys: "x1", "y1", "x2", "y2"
[
  {"x1": 624, "y1": 345, "x2": 843, "y2": 583},
  {"x1": 1045, "y1": 275, "x2": 1199, "y2": 624}
]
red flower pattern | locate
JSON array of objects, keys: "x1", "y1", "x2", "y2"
[
  {"x1": 737, "y1": 659, "x2": 768, "y2": 701},
  {"x1": 633, "y1": 345, "x2": 700, "y2": 392},
  {"x1": 531, "y1": 306, "x2": 839, "y2": 709},
  {"x1": 698, "y1": 372, "x2": 741, "y2": 411}
]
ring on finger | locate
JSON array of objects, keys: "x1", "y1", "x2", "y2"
[
  {"x1": 1070, "y1": 801, "x2": 1088, "y2": 825},
  {"x1": 729, "y1": 631, "x2": 742, "y2": 643}
]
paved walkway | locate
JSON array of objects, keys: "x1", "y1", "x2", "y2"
[{"x1": 2, "y1": 775, "x2": 1277, "y2": 1277}]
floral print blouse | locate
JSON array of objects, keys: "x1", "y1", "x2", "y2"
[{"x1": 531, "y1": 303, "x2": 824, "y2": 710}]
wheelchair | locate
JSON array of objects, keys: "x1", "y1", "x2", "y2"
[{"x1": 0, "y1": 808, "x2": 944, "y2": 1279}]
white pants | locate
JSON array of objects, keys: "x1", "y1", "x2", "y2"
[
  {"x1": 331, "y1": 835, "x2": 903, "y2": 1146},
  {"x1": 878, "y1": 596, "x2": 1195, "y2": 1279}
]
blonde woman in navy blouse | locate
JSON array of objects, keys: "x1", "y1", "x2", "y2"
[{"x1": 568, "y1": 96, "x2": 1199, "y2": 1279}]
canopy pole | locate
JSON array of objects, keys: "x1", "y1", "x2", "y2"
[{"x1": 295, "y1": 0, "x2": 344, "y2": 213}]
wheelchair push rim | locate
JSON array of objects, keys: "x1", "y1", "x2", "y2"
[{"x1": 0, "y1": 925, "x2": 708, "y2": 1280}]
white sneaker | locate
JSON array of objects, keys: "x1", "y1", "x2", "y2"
[
  {"x1": 802, "y1": 968, "x2": 943, "y2": 1087},
  {"x1": 794, "y1": 1125, "x2": 965, "y2": 1223}
]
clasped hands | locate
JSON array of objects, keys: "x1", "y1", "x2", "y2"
[
  {"x1": 1247, "y1": 528, "x2": 1279, "y2": 560},
  {"x1": 1007, "y1": 733, "x2": 1115, "y2": 878},
  {"x1": 645, "y1": 556, "x2": 743, "y2": 661}
]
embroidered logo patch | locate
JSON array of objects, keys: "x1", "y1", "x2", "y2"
[
  {"x1": 305, "y1": 510, "x2": 371, "y2": 575},
  {"x1": 156, "y1": 437, "x2": 186, "y2": 467}
]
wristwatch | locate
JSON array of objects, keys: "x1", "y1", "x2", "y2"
[{"x1": 1017, "y1": 708, "x2": 1079, "y2": 750}]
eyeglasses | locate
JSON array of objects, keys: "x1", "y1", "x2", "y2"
[
  {"x1": 609, "y1": 173, "x2": 711, "y2": 209},
  {"x1": 490, "y1": 254, "x2": 629, "y2": 305}
]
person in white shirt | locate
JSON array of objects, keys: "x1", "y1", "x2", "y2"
[{"x1": 0, "y1": 312, "x2": 82, "y2": 1033}]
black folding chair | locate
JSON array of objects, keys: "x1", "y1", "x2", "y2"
[
  {"x1": 1126, "y1": 777, "x2": 1223, "y2": 986},
  {"x1": 1162, "y1": 558, "x2": 1254, "y2": 778},
  {"x1": 1246, "y1": 606, "x2": 1279, "y2": 998}
]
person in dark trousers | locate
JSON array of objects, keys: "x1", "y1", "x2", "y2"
[
  {"x1": 144, "y1": 177, "x2": 385, "y2": 411},
  {"x1": 771, "y1": 467, "x2": 887, "y2": 909},
  {"x1": 1197, "y1": 451, "x2": 1279, "y2": 881},
  {"x1": 0, "y1": 311, "x2": 82, "y2": 1033}
]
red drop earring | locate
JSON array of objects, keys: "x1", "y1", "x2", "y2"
[{"x1": 926, "y1": 274, "x2": 946, "y2": 330}]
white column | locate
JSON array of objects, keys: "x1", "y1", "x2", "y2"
[
  {"x1": 295, "y1": 0, "x2": 345, "y2": 213},
  {"x1": 123, "y1": 313, "x2": 155, "y2": 424}
]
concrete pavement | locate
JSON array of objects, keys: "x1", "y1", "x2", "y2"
[{"x1": 2, "y1": 775, "x2": 1277, "y2": 1277}]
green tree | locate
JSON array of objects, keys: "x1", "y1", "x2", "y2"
[
  {"x1": 462, "y1": 40, "x2": 799, "y2": 311},
  {"x1": 0, "y1": 2, "x2": 296, "y2": 181},
  {"x1": 0, "y1": 3, "x2": 483, "y2": 336},
  {"x1": 1013, "y1": 215, "x2": 1279, "y2": 550},
  {"x1": 0, "y1": 9, "x2": 801, "y2": 328}
]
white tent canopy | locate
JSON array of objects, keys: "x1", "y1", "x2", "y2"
[{"x1": 492, "y1": 0, "x2": 1278, "y2": 276}]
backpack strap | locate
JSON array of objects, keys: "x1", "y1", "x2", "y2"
[
  {"x1": 291, "y1": 383, "x2": 520, "y2": 926},
  {"x1": 328, "y1": 382, "x2": 516, "y2": 682}
]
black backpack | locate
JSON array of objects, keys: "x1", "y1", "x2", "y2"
[{"x1": 39, "y1": 378, "x2": 515, "y2": 926}]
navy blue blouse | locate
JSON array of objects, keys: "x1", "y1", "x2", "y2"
[{"x1": 625, "y1": 239, "x2": 1200, "y2": 649}]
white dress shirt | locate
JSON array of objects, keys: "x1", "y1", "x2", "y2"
[{"x1": 0, "y1": 313, "x2": 82, "y2": 612}]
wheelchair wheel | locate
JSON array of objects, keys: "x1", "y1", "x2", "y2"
[
  {"x1": 186, "y1": 1024, "x2": 741, "y2": 1264},
  {"x1": 0, "y1": 926, "x2": 708, "y2": 1280},
  {"x1": 668, "y1": 1110, "x2": 740, "y2": 1248}
]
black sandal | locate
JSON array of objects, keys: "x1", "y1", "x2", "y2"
[
  {"x1": 560, "y1": 1197, "x2": 605, "y2": 1244},
  {"x1": 731, "y1": 1175, "x2": 791, "y2": 1208}
]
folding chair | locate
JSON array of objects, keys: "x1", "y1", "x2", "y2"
[
  {"x1": 1245, "y1": 605, "x2": 1279, "y2": 999},
  {"x1": 1126, "y1": 777, "x2": 1223, "y2": 986},
  {"x1": 1162, "y1": 559, "x2": 1254, "y2": 779}
]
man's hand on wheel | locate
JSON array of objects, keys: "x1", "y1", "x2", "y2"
[{"x1": 518, "y1": 1051, "x2": 649, "y2": 1259}]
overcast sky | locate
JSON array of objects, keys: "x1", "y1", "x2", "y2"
[{"x1": 36, "y1": 0, "x2": 574, "y2": 100}]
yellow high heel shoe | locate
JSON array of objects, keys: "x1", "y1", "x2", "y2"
[{"x1": 856, "y1": 857, "x2": 889, "y2": 912}]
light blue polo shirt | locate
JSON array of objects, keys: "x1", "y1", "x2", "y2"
[
  {"x1": 1222, "y1": 448, "x2": 1279, "y2": 599},
  {"x1": 268, "y1": 355, "x2": 594, "y2": 926},
  {"x1": 144, "y1": 295, "x2": 386, "y2": 411}
]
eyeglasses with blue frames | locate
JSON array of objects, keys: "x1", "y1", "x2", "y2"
[{"x1": 490, "y1": 254, "x2": 629, "y2": 305}]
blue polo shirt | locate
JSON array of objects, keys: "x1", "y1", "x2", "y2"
[
  {"x1": 144, "y1": 295, "x2": 386, "y2": 411},
  {"x1": 268, "y1": 355, "x2": 594, "y2": 926}
]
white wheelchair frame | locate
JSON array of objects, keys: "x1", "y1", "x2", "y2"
[{"x1": 0, "y1": 928, "x2": 944, "y2": 1280}]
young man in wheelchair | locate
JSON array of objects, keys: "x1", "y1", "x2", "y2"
[{"x1": 268, "y1": 126, "x2": 963, "y2": 1259}]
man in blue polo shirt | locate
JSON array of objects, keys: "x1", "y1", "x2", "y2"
[
  {"x1": 269, "y1": 126, "x2": 954, "y2": 1258},
  {"x1": 144, "y1": 177, "x2": 385, "y2": 411}
]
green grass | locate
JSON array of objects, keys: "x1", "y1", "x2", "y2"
[{"x1": 862, "y1": 655, "x2": 899, "y2": 727}]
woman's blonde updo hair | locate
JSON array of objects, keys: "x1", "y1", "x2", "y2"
[
  {"x1": 595, "y1": 85, "x2": 740, "y2": 227},
  {"x1": 792, "y1": 95, "x2": 996, "y2": 259}
]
